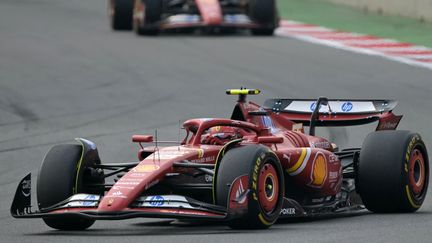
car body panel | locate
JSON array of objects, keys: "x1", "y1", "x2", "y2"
[{"x1": 12, "y1": 90, "x2": 402, "y2": 223}]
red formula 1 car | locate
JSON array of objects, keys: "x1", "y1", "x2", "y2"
[
  {"x1": 109, "y1": 0, "x2": 279, "y2": 35},
  {"x1": 11, "y1": 89, "x2": 429, "y2": 230}
]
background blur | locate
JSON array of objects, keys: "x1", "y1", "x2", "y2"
[{"x1": 1, "y1": 0, "x2": 431, "y2": 242}]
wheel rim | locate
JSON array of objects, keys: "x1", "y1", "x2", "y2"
[
  {"x1": 409, "y1": 148, "x2": 426, "y2": 196},
  {"x1": 258, "y1": 163, "x2": 279, "y2": 213}
]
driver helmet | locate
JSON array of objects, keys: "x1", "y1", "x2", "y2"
[{"x1": 208, "y1": 126, "x2": 241, "y2": 141}]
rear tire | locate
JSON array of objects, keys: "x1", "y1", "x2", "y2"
[
  {"x1": 357, "y1": 131, "x2": 429, "y2": 213},
  {"x1": 216, "y1": 145, "x2": 284, "y2": 229},
  {"x1": 110, "y1": 0, "x2": 134, "y2": 30},
  {"x1": 133, "y1": 0, "x2": 162, "y2": 36},
  {"x1": 249, "y1": 0, "x2": 278, "y2": 36},
  {"x1": 37, "y1": 144, "x2": 97, "y2": 230}
]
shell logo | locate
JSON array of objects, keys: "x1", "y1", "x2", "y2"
[{"x1": 310, "y1": 153, "x2": 327, "y2": 188}]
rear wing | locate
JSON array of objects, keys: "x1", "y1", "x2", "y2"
[{"x1": 263, "y1": 98, "x2": 402, "y2": 133}]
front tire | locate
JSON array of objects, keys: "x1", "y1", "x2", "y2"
[
  {"x1": 37, "y1": 144, "x2": 98, "y2": 230},
  {"x1": 110, "y1": 0, "x2": 134, "y2": 30},
  {"x1": 357, "y1": 131, "x2": 429, "y2": 213},
  {"x1": 216, "y1": 145, "x2": 284, "y2": 229},
  {"x1": 249, "y1": 0, "x2": 278, "y2": 36},
  {"x1": 133, "y1": 0, "x2": 162, "y2": 36}
]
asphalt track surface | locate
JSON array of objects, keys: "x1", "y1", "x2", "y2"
[{"x1": 1, "y1": 0, "x2": 432, "y2": 242}]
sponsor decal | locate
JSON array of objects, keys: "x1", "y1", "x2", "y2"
[
  {"x1": 310, "y1": 102, "x2": 318, "y2": 111},
  {"x1": 309, "y1": 153, "x2": 328, "y2": 188},
  {"x1": 167, "y1": 14, "x2": 200, "y2": 23},
  {"x1": 133, "y1": 164, "x2": 160, "y2": 173},
  {"x1": 341, "y1": 102, "x2": 353, "y2": 112},
  {"x1": 149, "y1": 195, "x2": 165, "y2": 206},
  {"x1": 310, "y1": 141, "x2": 331, "y2": 149},
  {"x1": 329, "y1": 171, "x2": 338, "y2": 180},
  {"x1": 190, "y1": 155, "x2": 215, "y2": 163},
  {"x1": 197, "y1": 149, "x2": 204, "y2": 159},
  {"x1": 251, "y1": 157, "x2": 262, "y2": 201},
  {"x1": 82, "y1": 194, "x2": 98, "y2": 207},
  {"x1": 140, "y1": 195, "x2": 194, "y2": 209},
  {"x1": 118, "y1": 178, "x2": 142, "y2": 181},
  {"x1": 406, "y1": 136, "x2": 420, "y2": 163},
  {"x1": 292, "y1": 123, "x2": 303, "y2": 132},
  {"x1": 378, "y1": 121, "x2": 399, "y2": 130},
  {"x1": 112, "y1": 186, "x2": 134, "y2": 190},
  {"x1": 21, "y1": 179, "x2": 31, "y2": 197},
  {"x1": 109, "y1": 190, "x2": 126, "y2": 198},
  {"x1": 112, "y1": 191, "x2": 122, "y2": 196},
  {"x1": 149, "y1": 148, "x2": 201, "y2": 160},
  {"x1": 287, "y1": 148, "x2": 311, "y2": 176},
  {"x1": 228, "y1": 175, "x2": 249, "y2": 209},
  {"x1": 286, "y1": 101, "x2": 376, "y2": 113},
  {"x1": 130, "y1": 172, "x2": 148, "y2": 177},
  {"x1": 280, "y1": 208, "x2": 296, "y2": 215},
  {"x1": 116, "y1": 181, "x2": 140, "y2": 186},
  {"x1": 235, "y1": 179, "x2": 247, "y2": 204},
  {"x1": 159, "y1": 209, "x2": 208, "y2": 216},
  {"x1": 64, "y1": 194, "x2": 99, "y2": 207}
]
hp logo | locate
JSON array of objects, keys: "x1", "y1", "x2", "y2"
[
  {"x1": 341, "y1": 102, "x2": 353, "y2": 112},
  {"x1": 149, "y1": 195, "x2": 164, "y2": 206}
]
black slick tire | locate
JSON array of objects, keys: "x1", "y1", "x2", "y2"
[
  {"x1": 37, "y1": 144, "x2": 95, "y2": 230},
  {"x1": 357, "y1": 131, "x2": 429, "y2": 213},
  {"x1": 216, "y1": 145, "x2": 284, "y2": 229},
  {"x1": 133, "y1": 0, "x2": 162, "y2": 36},
  {"x1": 110, "y1": 0, "x2": 134, "y2": 30},
  {"x1": 249, "y1": 0, "x2": 278, "y2": 36}
]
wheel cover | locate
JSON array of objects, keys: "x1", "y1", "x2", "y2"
[
  {"x1": 258, "y1": 163, "x2": 279, "y2": 213},
  {"x1": 409, "y1": 148, "x2": 426, "y2": 196}
]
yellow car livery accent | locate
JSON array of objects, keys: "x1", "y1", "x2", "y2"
[
  {"x1": 212, "y1": 138, "x2": 243, "y2": 204},
  {"x1": 258, "y1": 213, "x2": 272, "y2": 226},
  {"x1": 405, "y1": 185, "x2": 420, "y2": 209},
  {"x1": 226, "y1": 89, "x2": 261, "y2": 95},
  {"x1": 287, "y1": 148, "x2": 311, "y2": 176},
  {"x1": 73, "y1": 138, "x2": 86, "y2": 194}
]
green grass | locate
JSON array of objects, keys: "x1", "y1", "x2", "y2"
[{"x1": 277, "y1": 0, "x2": 432, "y2": 48}]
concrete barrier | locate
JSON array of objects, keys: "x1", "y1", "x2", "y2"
[{"x1": 326, "y1": 0, "x2": 432, "y2": 22}]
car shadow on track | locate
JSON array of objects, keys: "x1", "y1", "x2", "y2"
[{"x1": 22, "y1": 211, "x2": 380, "y2": 237}]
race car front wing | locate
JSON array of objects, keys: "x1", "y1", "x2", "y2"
[{"x1": 11, "y1": 173, "x2": 227, "y2": 221}]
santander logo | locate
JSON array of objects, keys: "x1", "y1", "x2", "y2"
[{"x1": 236, "y1": 179, "x2": 247, "y2": 204}]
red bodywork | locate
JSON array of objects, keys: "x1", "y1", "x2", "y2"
[
  {"x1": 133, "y1": 0, "x2": 261, "y2": 31},
  {"x1": 11, "y1": 92, "x2": 401, "y2": 221},
  {"x1": 96, "y1": 97, "x2": 399, "y2": 214}
]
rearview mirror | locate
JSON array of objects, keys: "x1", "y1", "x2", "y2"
[
  {"x1": 132, "y1": 135, "x2": 154, "y2": 143},
  {"x1": 258, "y1": 136, "x2": 284, "y2": 144}
]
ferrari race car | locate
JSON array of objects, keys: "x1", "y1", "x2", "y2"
[
  {"x1": 109, "y1": 0, "x2": 279, "y2": 35},
  {"x1": 11, "y1": 89, "x2": 429, "y2": 230}
]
